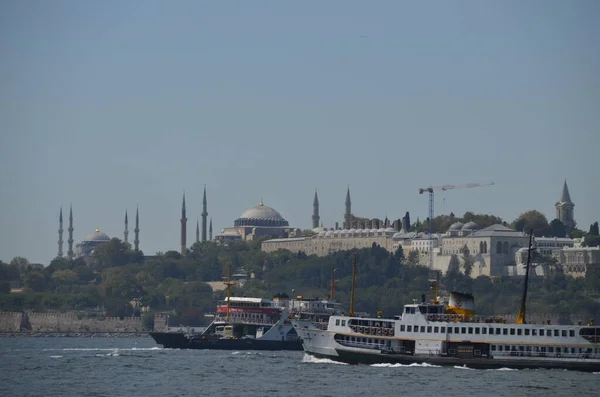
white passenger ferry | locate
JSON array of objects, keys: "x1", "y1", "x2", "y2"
[{"x1": 293, "y1": 250, "x2": 600, "y2": 371}]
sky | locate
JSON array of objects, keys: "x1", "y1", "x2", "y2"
[{"x1": 0, "y1": 0, "x2": 598, "y2": 264}]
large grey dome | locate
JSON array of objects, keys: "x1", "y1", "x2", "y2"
[
  {"x1": 462, "y1": 221, "x2": 479, "y2": 231},
  {"x1": 84, "y1": 228, "x2": 110, "y2": 242},
  {"x1": 234, "y1": 201, "x2": 289, "y2": 227},
  {"x1": 449, "y1": 222, "x2": 464, "y2": 231}
]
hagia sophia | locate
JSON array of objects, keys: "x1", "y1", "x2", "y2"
[{"x1": 56, "y1": 180, "x2": 599, "y2": 278}]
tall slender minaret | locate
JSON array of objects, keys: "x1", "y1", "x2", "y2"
[
  {"x1": 134, "y1": 205, "x2": 140, "y2": 251},
  {"x1": 555, "y1": 179, "x2": 575, "y2": 228},
  {"x1": 196, "y1": 218, "x2": 200, "y2": 244},
  {"x1": 344, "y1": 186, "x2": 352, "y2": 229},
  {"x1": 67, "y1": 205, "x2": 74, "y2": 260},
  {"x1": 124, "y1": 210, "x2": 129, "y2": 244},
  {"x1": 201, "y1": 185, "x2": 208, "y2": 242},
  {"x1": 209, "y1": 218, "x2": 213, "y2": 241},
  {"x1": 312, "y1": 189, "x2": 320, "y2": 228},
  {"x1": 58, "y1": 207, "x2": 64, "y2": 258},
  {"x1": 181, "y1": 192, "x2": 187, "y2": 255}
]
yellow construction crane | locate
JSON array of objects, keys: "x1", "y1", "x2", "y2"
[{"x1": 417, "y1": 181, "x2": 495, "y2": 268}]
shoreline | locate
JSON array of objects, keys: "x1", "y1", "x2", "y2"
[{"x1": 0, "y1": 332, "x2": 151, "y2": 338}]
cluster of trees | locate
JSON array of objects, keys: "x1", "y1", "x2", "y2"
[
  {"x1": 415, "y1": 210, "x2": 597, "y2": 242},
  {"x1": 2, "y1": 222, "x2": 599, "y2": 325}
]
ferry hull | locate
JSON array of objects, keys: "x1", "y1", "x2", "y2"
[
  {"x1": 149, "y1": 332, "x2": 303, "y2": 351},
  {"x1": 306, "y1": 348, "x2": 600, "y2": 372}
]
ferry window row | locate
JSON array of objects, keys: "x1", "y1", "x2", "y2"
[
  {"x1": 491, "y1": 345, "x2": 598, "y2": 355},
  {"x1": 400, "y1": 324, "x2": 578, "y2": 338}
]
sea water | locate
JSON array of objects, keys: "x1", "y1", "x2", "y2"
[{"x1": 1, "y1": 337, "x2": 597, "y2": 397}]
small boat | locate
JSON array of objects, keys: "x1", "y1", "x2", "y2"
[{"x1": 294, "y1": 239, "x2": 600, "y2": 371}]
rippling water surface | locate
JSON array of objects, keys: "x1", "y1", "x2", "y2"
[{"x1": 1, "y1": 338, "x2": 598, "y2": 397}]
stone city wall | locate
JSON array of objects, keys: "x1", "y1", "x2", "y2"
[{"x1": 0, "y1": 311, "x2": 144, "y2": 333}]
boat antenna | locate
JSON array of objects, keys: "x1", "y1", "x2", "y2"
[
  {"x1": 516, "y1": 230, "x2": 534, "y2": 324},
  {"x1": 349, "y1": 254, "x2": 357, "y2": 317},
  {"x1": 329, "y1": 268, "x2": 336, "y2": 300},
  {"x1": 225, "y1": 263, "x2": 234, "y2": 322}
]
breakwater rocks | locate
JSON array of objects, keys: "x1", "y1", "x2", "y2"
[{"x1": 0, "y1": 332, "x2": 151, "y2": 338}]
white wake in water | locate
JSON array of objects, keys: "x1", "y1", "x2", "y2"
[
  {"x1": 43, "y1": 347, "x2": 162, "y2": 351},
  {"x1": 371, "y1": 362, "x2": 441, "y2": 368},
  {"x1": 454, "y1": 365, "x2": 475, "y2": 370},
  {"x1": 302, "y1": 353, "x2": 348, "y2": 365}
]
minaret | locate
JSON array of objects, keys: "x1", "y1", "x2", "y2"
[
  {"x1": 67, "y1": 205, "x2": 74, "y2": 260},
  {"x1": 312, "y1": 189, "x2": 320, "y2": 229},
  {"x1": 555, "y1": 179, "x2": 575, "y2": 228},
  {"x1": 209, "y1": 218, "x2": 213, "y2": 241},
  {"x1": 196, "y1": 218, "x2": 200, "y2": 244},
  {"x1": 124, "y1": 210, "x2": 129, "y2": 244},
  {"x1": 344, "y1": 186, "x2": 352, "y2": 229},
  {"x1": 134, "y1": 205, "x2": 140, "y2": 251},
  {"x1": 201, "y1": 185, "x2": 208, "y2": 242},
  {"x1": 58, "y1": 207, "x2": 64, "y2": 258},
  {"x1": 181, "y1": 192, "x2": 187, "y2": 255}
]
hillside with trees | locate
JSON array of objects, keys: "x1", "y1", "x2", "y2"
[{"x1": 2, "y1": 225, "x2": 599, "y2": 326}]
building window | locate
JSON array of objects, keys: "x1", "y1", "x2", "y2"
[
  {"x1": 554, "y1": 330, "x2": 559, "y2": 337},
  {"x1": 569, "y1": 330, "x2": 575, "y2": 337},
  {"x1": 400, "y1": 325, "x2": 405, "y2": 332},
  {"x1": 503, "y1": 242, "x2": 509, "y2": 254},
  {"x1": 525, "y1": 329, "x2": 530, "y2": 336},
  {"x1": 336, "y1": 319, "x2": 340, "y2": 326},
  {"x1": 510, "y1": 328, "x2": 515, "y2": 335},
  {"x1": 434, "y1": 327, "x2": 439, "y2": 333},
  {"x1": 482, "y1": 328, "x2": 487, "y2": 335},
  {"x1": 341, "y1": 320, "x2": 346, "y2": 326},
  {"x1": 441, "y1": 327, "x2": 446, "y2": 333},
  {"x1": 517, "y1": 329, "x2": 522, "y2": 336},
  {"x1": 407, "y1": 325, "x2": 412, "y2": 332},
  {"x1": 475, "y1": 328, "x2": 480, "y2": 334},
  {"x1": 532, "y1": 329, "x2": 537, "y2": 336},
  {"x1": 561, "y1": 330, "x2": 567, "y2": 337},
  {"x1": 540, "y1": 329, "x2": 545, "y2": 336},
  {"x1": 496, "y1": 241, "x2": 502, "y2": 254},
  {"x1": 427, "y1": 326, "x2": 432, "y2": 333}
]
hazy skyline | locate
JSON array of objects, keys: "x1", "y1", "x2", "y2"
[{"x1": 1, "y1": 1, "x2": 598, "y2": 264}]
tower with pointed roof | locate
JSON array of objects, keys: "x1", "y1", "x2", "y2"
[
  {"x1": 67, "y1": 205, "x2": 74, "y2": 260},
  {"x1": 134, "y1": 206, "x2": 140, "y2": 251},
  {"x1": 124, "y1": 210, "x2": 129, "y2": 244},
  {"x1": 181, "y1": 192, "x2": 187, "y2": 254},
  {"x1": 312, "y1": 189, "x2": 320, "y2": 229},
  {"x1": 555, "y1": 179, "x2": 575, "y2": 228},
  {"x1": 344, "y1": 186, "x2": 352, "y2": 229},
  {"x1": 58, "y1": 207, "x2": 64, "y2": 258},
  {"x1": 201, "y1": 185, "x2": 208, "y2": 242}
]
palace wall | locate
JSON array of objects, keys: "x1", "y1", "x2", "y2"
[{"x1": 0, "y1": 311, "x2": 144, "y2": 333}]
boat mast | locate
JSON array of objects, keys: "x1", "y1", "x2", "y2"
[
  {"x1": 349, "y1": 254, "x2": 356, "y2": 317},
  {"x1": 225, "y1": 263, "x2": 234, "y2": 322},
  {"x1": 516, "y1": 230, "x2": 534, "y2": 324},
  {"x1": 329, "y1": 268, "x2": 336, "y2": 300}
]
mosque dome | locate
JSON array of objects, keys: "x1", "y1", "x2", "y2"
[
  {"x1": 462, "y1": 221, "x2": 479, "y2": 231},
  {"x1": 84, "y1": 228, "x2": 110, "y2": 242},
  {"x1": 325, "y1": 230, "x2": 334, "y2": 237},
  {"x1": 234, "y1": 200, "x2": 289, "y2": 227},
  {"x1": 449, "y1": 222, "x2": 464, "y2": 231}
]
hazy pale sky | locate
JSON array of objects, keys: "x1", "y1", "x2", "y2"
[{"x1": 1, "y1": 0, "x2": 598, "y2": 264}]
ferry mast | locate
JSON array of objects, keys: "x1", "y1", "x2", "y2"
[
  {"x1": 224, "y1": 263, "x2": 234, "y2": 322},
  {"x1": 329, "y1": 268, "x2": 336, "y2": 301},
  {"x1": 516, "y1": 231, "x2": 534, "y2": 324},
  {"x1": 349, "y1": 254, "x2": 357, "y2": 317}
]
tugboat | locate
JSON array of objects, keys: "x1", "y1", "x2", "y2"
[
  {"x1": 294, "y1": 236, "x2": 600, "y2": 372},
  {"x1": 150, "y1": 266, "x2": 343, "y2": 350}
]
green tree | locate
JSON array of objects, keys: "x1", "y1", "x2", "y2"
[
  {"x1": 10, "y1": 256, "x2": 29, "y2": 273},
  {"x1": 52, "y1": 269, "x2": 78, "y2": 287},
  {"x1": 511, "y1": 210, "x2": 550, "y2": 237},
  {"x1": 24, "y1": 271, "x2": 46, "y2": 292},
  {"x1": 141, "y1": 311, "x2": 155, "y2": 331},
  {"x1": 0, "y1": 262, "x2": 20, "y2": 281},
  {"x1": 406, "y1": 250, "x2": 420, "y2": 266},
  {"x1": 584, "y1": 235, "x2": 600, "y2": 248},
  {"x1": 93, "y1": 238, "x2": 141, "y2": 269},
  {"x1": 549, "y1": 219, "x2": 567, "y2": 238},
  {"x1": 589, "y1": 222, "x2": 599, "y2": 236},
  {"x1": 0, "y1": 280, "x2": 10, "y2": 294}
]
